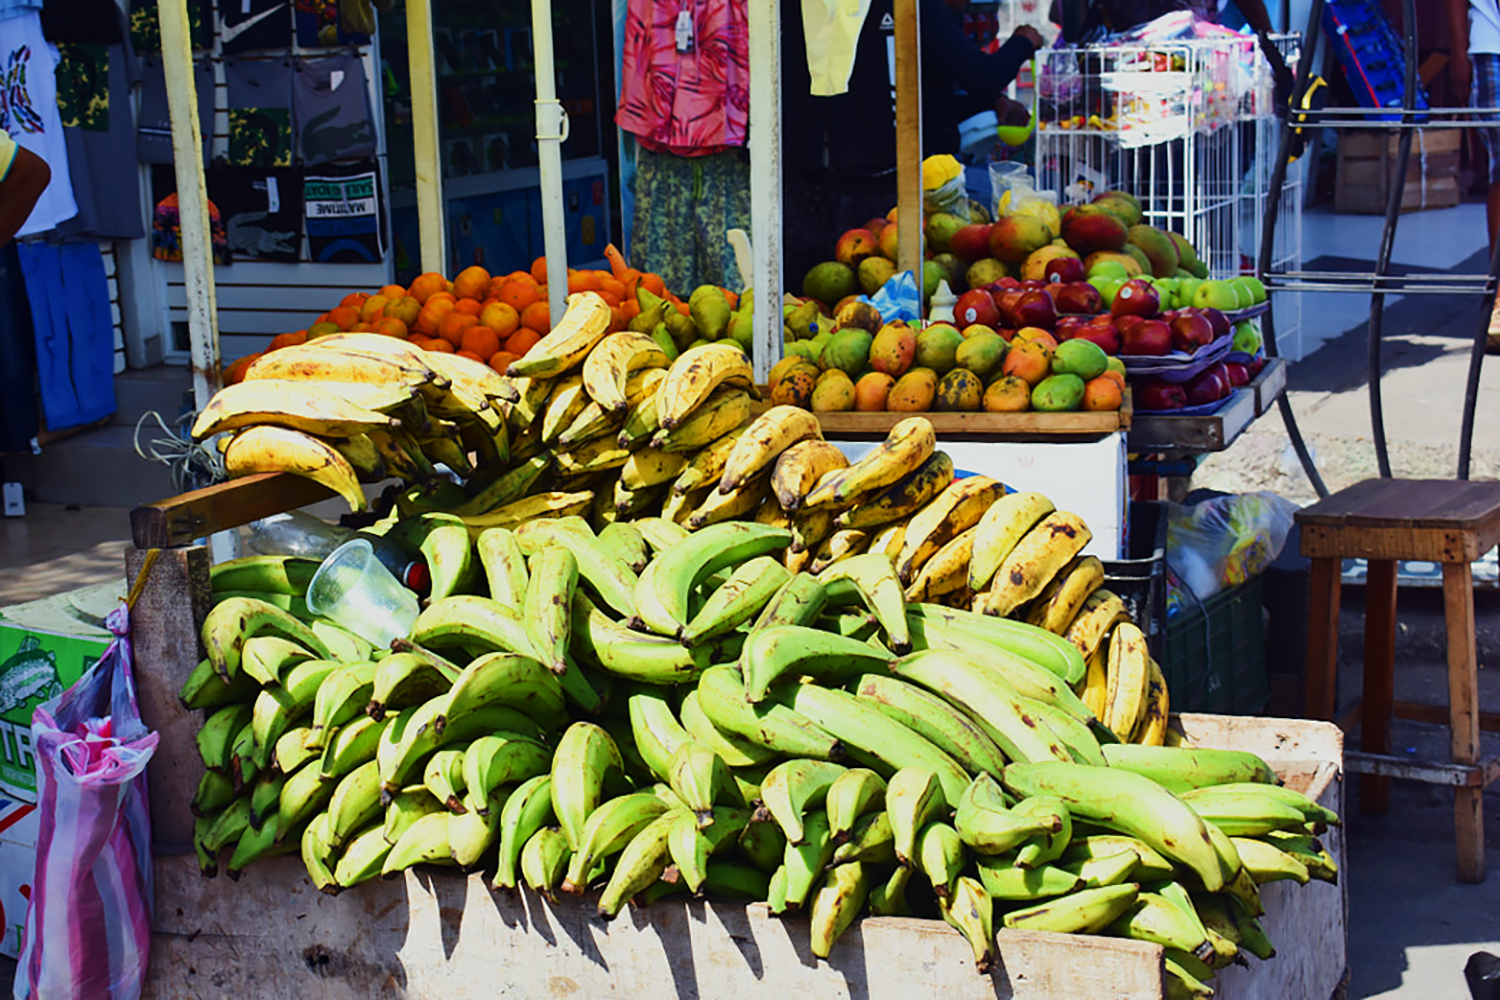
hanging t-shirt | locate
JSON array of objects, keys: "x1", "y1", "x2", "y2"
[
  {"x1": 224, "y1": 56, "x2": 295, "y2": 167},
  {"x1": 293, "y1": 52, "x2": 375, "y2": 165},
  {"x1": 304, "y1": 158, "x2": 382, "y2": 262},
  {"x1": 136, "y1": 55, "x2": 216, "y2": 164},
  {"x1": 55, "y1": 36, "x2": 146, "y2": 241},
  {"x1": 209, "y1": 163, "x2": 303, "y2": 260},
  {"x1": 218, "y1": 0, "x2": 293, "y2": 54},
  {"x1": 0, "y1": 13, "x2": 78, "y2": 236},
  {"x1": 151, "y1": 192, "x2": 232, "y2": 264},
  {"x1": 616, "y1": 0, "x2": 749, "y2": 156},
  {"x1": 295, "y1": 0, "x2": 367, "y2": 49}
]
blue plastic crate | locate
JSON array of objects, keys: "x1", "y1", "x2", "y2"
[{"x1": 1322, "y1": 0, "x2": 1428, "y2": 123}]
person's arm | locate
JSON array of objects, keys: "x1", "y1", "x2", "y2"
[
  {"x1": 924, "y1": 0, "x2": 1041, "y2": 104},
  {"x1": 0, "y1": 146, "x2": 49, "y2": 245},
  {"x1": 1448, "y1": 0, "x2": 1472, "y2": 97},
  {"x1": 1235, "y1": 0, "x2": 1275, "y2": 36}
]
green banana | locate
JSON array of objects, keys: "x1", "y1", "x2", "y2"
[
  {"x1": 740, "y1": 626, "x2": 893, "y2": 704},
  {"x1": 1057, "y1": 848, "x2": 1141, "y2": 889},
  {"x1": 251, "y1": 658, "x2": 340, "y2": 770},
  {"x1": 626, "y1": 685, "x2": 695, "y2": 781},
  {"x1": 940, "y1": 875, "x2": 996, "y2": 973},
  {"x1": 277, "y1": 759, "x2": 335, "y2": 839},
  {"x1": 570, "y1": 593, "x2": 718, "y2": 685},
  {"x1": 180, "y1": 657, "x2": 259, "y2": 710},
  {"x1": 319, "y1": 715, "x2": 388, "y2": 779},
  {"x1": 816, "y1": 553, "x2": 910, "y2": 654},
  {"x1": 680, "y1": 555, "x2": 789, "y2": 646},
  {"x1": 197, "y1": 703, "x2": 254, "y2": 774},
  {"x1": 886, "y1": 767, "x2": 945, "y2": 867},
  {"x1": 828, "y1": 809, "x2": 896, "y2": 867},
  {"x1": 909, "y1": 603, "x2": 1086, "y2": 686},
  {"x1": 327, "y1": 759, "x2": 384, "y2": 849},
  {"x1": 666, "y1": 743, "x2": 733, "y2": 826},
  {"x1": 954, "y1": 779, "x2": 1061, "y2": 856},
  {"x1": 368, "y1": 652, "x2": 456, "y2": 720},
  {"x1": 782, "y1": 809, "x2": 836, "y2": 909},
  {"x1": 975, "y1": 859, "x2": 1084, "y2": 900},
  {"x1": 1062, "y1": 834, "x2": 1177, "y2": 881},
  {"x1": 1099, "y1": 744, "x2": 1277, "y2": 793},
  {"x1": 737, "y1": 810, "x2": 788, "y2": 873},
  {"x1": 678, "y1": 688, "x2": 778, "y2": 768},
  {"x1": 523, "y1": 547, "x2": 577, "y2": 675},
  {"x1": 759, "y1": 759, "x2": 848, "y2": 844},
  {"x1": 516, "y1": 517, "x2": 640, "y2": 620},
  {"x1": 666, "y1": 805, "x2": 751, "y2": 891},
  {"x1": 632, "y1": 523, "x2": 791, "y2": 636},
  {"x1": 308, "y1": 660, "x2": 377, "y2": 745},
  {"x1": 228, "y1": 813, "x2": 293, "y2": 878},
  {"x1": 334, "y1": 821, "x2": 395, "y2": 888},
  {"x1": 423, "y1": 748, "x2": 468, "y2": 813},
  {"x1": 381, "y1": 810, "x2": 453, "y2": 877},
  {"x1": 192, "y1": 769, "x2": 237, "y2": 817},
  {"x1": 301, "y1": 813, "x2": 339, "y2": 894},
  {"x1": 598, "y1": 521, "x2": 650, "y2": 573},
  {"x1": 1106, "y1": 891, "x2": 1215, "y2": 962},
  {"x1": 868, "y1": 865, "x2": 913, "y2": 916},
  {"x1": 853, "y1": 674, "x2": 1008, "y2": 778},
  {"x1": 598, "y1": 810, "x2": 680, "y2": 918},
  {"x1": 1002, "y1": 882, "x2": 1141, "y2": 934},
  {"x1": 248, "y1": 772, "x2": 286, "y2": 830},
  {"x1": 694, "y1": 665, "x2": 842, "y2": 760},
  {"x1": 475, "y1": 527, "x2": 530, "y2": 607},
  {"x1": 450, "y1": 790, "x2": 506, "y2": 868},
  {"x1": 239, "y1": 635, "x2": 316, "y2": 687},
  {"x1": 386, "y1": 512, "x2": 475, "y2": 602},
  {"x1": 201, "y1": 596, "x2": 333, "y2": 682},
  {"x1": 750, "y1": 572, "x2": 828, "y2": 631},
  {"x1": 809, "y1": 860, "x2": 870, "y2": 959},
  {"x1": 1180, "y1": 787, "x2": 1311, "y2": 837},
  {"x1": 562, "y1": 791, "x2": 671, "y2": 893},
  {"x1": 1012, "y1": 794, "x2": 1072, "y2": 868},
  {"x1": 1183, "y1": 782, "x2": 1340, "y2": 829},
  {"x1": 275, "y1": 725, "x2": 320, "y2": 775},
  {"x1": 1231, "y1": 837, "x2": 1311, "y2": 884},
  {"x1": 211, "y1": 555, "x2": 320, "y2": 596},
  {"x1": 493, "y1": 774, "x2": 556, "y2": 891},
  {"x1": 916, "y1": 820, "x2": 966, "y2": 898},
  {"x1": 550, "y1": 722, "x2": 625, "y2": 851},
  {"x1": 824, "y1": 768, "x2": 886, "y2": 841},
  {"x1": 460, "y1": 734, "x2": 550, "y2": 806},
  {"x1": 433, "y1": 651, "x2": 565, "y2": 734}
]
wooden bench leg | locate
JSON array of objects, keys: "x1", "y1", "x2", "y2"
[
  {"x1": 1305, "y1": 557, "x2": 1342, "y2": 720},
  {"x1": 1444, "y1": 560, "x2": 1485, "y2": 884},
  {"x1": 1360, "y1": 559, "x2": 1398, "y2": 816}
]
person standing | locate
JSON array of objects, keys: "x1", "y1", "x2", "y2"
[{"x1": 1447, "y1": 0, "x2": 1500, "y2": 352}]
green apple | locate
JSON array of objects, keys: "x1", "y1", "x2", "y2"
[
  {"x1": 1176, "y1": 276, "x2": 1203, "y2": 307},
  {"x1": 1232, "y1": 321, "x2": 1263, "y2": 354},
  {"x1": 1087, "y1": 259, "x2": 1130, "y2": 280},
  {"x1": 1240, "y1": 275, "x2": 1268, "y2": 304},
  {"x1": 1151, "y1": 277, "x2": 1179, "y2": 311},
  {"x1": 1192, "y1": 279, "x2": 1240, "y2": 311},
  {"x1": 1227, "y1": 277, "x2": 1256, "y2": 309},
  {"x1": 1089, "y1": 276, "x2": 1126, "y2": 307}
]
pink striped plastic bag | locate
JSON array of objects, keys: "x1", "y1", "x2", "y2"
[{"x1": 15, "y1": 605, "x2": 158, "y2": 1000}]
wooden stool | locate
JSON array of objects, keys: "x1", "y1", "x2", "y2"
[{"x1": 1297, "y1": 479, "x2": 1500, "y2": 883}]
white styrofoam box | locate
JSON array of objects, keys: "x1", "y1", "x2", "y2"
[
  {"x1": 0, "y1": 797, "x2": 37, "y2": 958},
  {"x1": 829, "y1": 433, "x2": 1128, "y2": 560}
]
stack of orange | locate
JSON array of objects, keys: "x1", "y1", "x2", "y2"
[{"x1": 223, "y1": 247, "x2": 687, "y2": 384}]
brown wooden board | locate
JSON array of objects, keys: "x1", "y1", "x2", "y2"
[
  {"x1": 1249, "y1": 356, "x2": 1287, "y2": 414},
  {"x1": 131, "y1": 472, "x2": 334, "y2": 549},
  {"x1": 1127, "y1": 386, "x2": 1256, "y2": 456}
]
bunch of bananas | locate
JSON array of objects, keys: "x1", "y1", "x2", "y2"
[{"x1": 188, "y1": 510, "x2": 1335, "y2": 997}]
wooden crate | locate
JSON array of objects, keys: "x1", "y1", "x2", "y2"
[
  {"x1": 139, "y1": 714, "x2": 1344, "y2": 1000},
  {"x1": 1335, "y1": 128, "x2": 1461, "y2": 214}
]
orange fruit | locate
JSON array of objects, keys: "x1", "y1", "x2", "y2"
[
  {"x1": 497, "y1": 278, "x2": 540, "y2": 312},
  {"x1": 456, "y1": 349, "x2": 487, "y2": 364},
  {"x1": 413, "y1": 300, "x2": 454, "y2": 337},
  {"x1": 222, "y1": 352, "x2": 262, "y2": 386},
  {"x1": 454, "y1": 297, "x2": 484, "y2": 316},
  {"x1": 385, "y1": 296, "x2": 421, "y2": 326},
  {"x1": 520, "y1": 300, "x2": 550, "y2": 333},
  {"x1": 359, "y1": 295, "x2": 389, "y2": 322},
  {"x1": 374, "y1": 317, "x2": 409, "y2": 338},
  {"x1": 267, "y1": 330, "x2": 308, "y2": 351},
  {"x1": 339, "y1": 292, "x2": 369, "y2": 310},
  {"x1": 425, "y1": 338, "x2": 455, "y2": 352},
  {"x1": 505, "y1": 328, "x2": 542, "y2": 356},
  {"x1": 380, "y1": 284, "x2": 407, "y2": 300},
  {"x1": 567, "y1": 270, "x2": 601, "y2": 294},
  {"x1": 409, "y1": 272, "x2": 448, "y2": 303},
  {"x1": 488, "y1": 276, "x2": 509, "y2": 298},
  {"x1": 351, "y1": 322, "x2": 374, "y2": 332},
  {"x1": 425, "y1": 291, "x2": 455, "y2": 308},
  {"x1": 530, "y1": 257, "x2": 548, "y2": 284},
  {"x1": 437, "y1": 312, "x2": 478, "y2": 346},
  {"x1": 327, "y1": 306, "x2": 360, "y2": 330},
  {"x1": 459, "y1": 325, "x2": 501, "y2": 359},
  {"x1": 452, "y1": 265, "x2": 492, "y2": 301},
  {"x1": 308, "y1": 321, "x2": 341, "y2": 338},
  {"x1": 479, "y1": 301, "x2": 520, "y2": 337},
  {"x1": 489, "y1": 350, "x2": 519, "y2": 374}
]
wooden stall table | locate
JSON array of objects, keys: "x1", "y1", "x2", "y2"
[{"x1": 1297, "y1": 478, "x2": 1500, "y2": 883}]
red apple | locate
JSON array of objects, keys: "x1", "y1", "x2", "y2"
[
  {"x1": 1200, "y1": 307, "x2": 1230, "y2": 340},
  {"x1": 1122, "y1": 318, "x2": 1172, "y2": 356},
  {"x1": 1183, "y1": 368, "x2": 1230, "y2": 406},
  {"x1": 950, "y1": 224, "x2": 994, "y2": 263},
  {"x1": 1168, "y1": 311, "x2": 1215, "y2": 353},
  {"x1": 995, "y1": 289, "x2": 1026, "y2": 325},
  {"x1": 864, "y1": 217, "x2": 889, "y2": 234},
  {"x1": 1111, "y1": 279, "x2": 1160, "y2": 318},
  {"x1": 954, "y1": 289, "x2": 1001, "y2": 329},
  {"x1": 1054, "y1": 315, "x2": 1089, "y2": 342},
  {"x1": 1247, "y1": 356, "x2": 1267, "y2": 378},
  {"x1": 995, "y1": 276, "x2": 1022, "y2": 290},
  {"x1": 1020, "y1": 279, "x2": 1048, "y2": 292},
  {"x1": 1114, "y1": 314, "x2": 1144, "y2": 336},
  {"x1": 1051, "y1": 281, "x2": 1103, "y2": 315},
  {"x1": 1136, "y1": 379, "x2": 1188, "y2": 410},
  {"x1": 1223, "y1": 361, "x2": 1251, "y2": 387},
  {"x1": 1044, "y1": 257, "x2": 1087, "y2": 284},
  {"x1": 1071, "y1": 320, "x2": 1121, "y2": 355},
  {"x1": 1010, "y1": 290, "x2": 1058, "y2": 330},
  {"x1": 996, "y1": 327, "x2": 1019, "y2": 343}
]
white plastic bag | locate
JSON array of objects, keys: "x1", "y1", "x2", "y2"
[{"x1": 1165, "y1": 492, "x2": 1298, "y2": 610}]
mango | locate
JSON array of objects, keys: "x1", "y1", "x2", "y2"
[
  {"x1": 983, "y1": 375, "x2": 1031, "y2": 412},
  {"x1": 888, "y1": 368, "x2": 938, "y2": 412},
  {"x1": 834, "y1": 299, "x2": 882, "y2": 335},
  {"x1": 770, "y1": 366, "x2": 818, "y2": 408},
  {"x1": 1019, "y1": 244, "x2": 1080, "y2": 282},
  {"x1": 785, "y1": 300, "x2": 822, "y2": 340},
  {"x1": 936, "y1": 369, "x2": 984, "y2": 412},
  {"x1": 803, "y1": 262, "x2": 858, "y2": 309},
  {"x1": 914, "y1": 323, "x2": 964, "y2": 373},
  {"x1": 926, "y1": 212, "x2": 966, "y2": 254},
  {"x1": 767, "y1": 355, "x2": 806, "y2": 395},
  {"x1": 811, "y1": 370, "x2": 856, "y2": 412},
  {"x1": 1001, "y1": 340, "x2": 1052, "y2": 387},
  {"x1": 987, "y1": 214, "x2": 1053, "y2": 265},
  {"x1": 1091, "y1": 190, "x2": 1143, "y2": 227},
  {"x1": 878, "y1": 222, "x2": 900, "y2": 261},
  {"x1": 1123, "y1": 243, "x2": 1152, "y2": 277},
  {"x1": 1169, "y1": 232, "x2": 1202, "y2": 272},
  {"x1": 921, "y1": 261, "x2": 946, "y2": 302},
  {"x1": 785, "y1": 341, "x2": 820, "y2": 364},
  {"x1": 858, "y1": 256, "x2": 898, "y2": 296},
  {"x1": 955, "y1": 331, "x2": 1007, "y2": 380},
  {"x1": 1082, "y1": 374, "x2": 1124, "y2": 412},
  {"x1": 1083, "y1": 251, "x2": 1142, "y2": 278},
  {"x1": 966, "y1": 258, "x2": 1008, "y2": 289},
  {"x1": 1031, "y1": 373, "x2": 1086, "y2": 412},
  {"x1": 1061, "y1": 204, "x2": 1129, "y2": 255},
  {"x1": 1125, "y1": 225, "x2": 1179, "y2": 278},
  {"x1": 1051, "y1": 339, "x2": 1109, "y2": 381},
  {"x1": 728, "y1": 309, "x2": 754, "y2": 349},
  {"x1": 854, "y1": 372, "x2": 895, "y2": 411},
  {"x1": 870, "y1": 321, "x2": 916, "y2": 377},
  {"x1": 835, "y1": 228, "x2": 880, "y2": 268},
  {"x1": 821, "y1": 328, "x2": 874, "y2": 375},
  {"x1": 932, "y1": 253, "x2": 968, "y2": 292}
]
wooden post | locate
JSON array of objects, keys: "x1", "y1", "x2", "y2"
[
  {"x1": 1444, "y1": 560, "x2": 1485, "y2": 883},
  {"x1": 1303, "y1": 556, "x2": 1341, "y2": 720},
  {"x1": 406, "y1": 0, "x2": 447, "y2": 273},
  {"x1": 127, "y1": 546, "x2": 212, "y2": 854},
  {"x1": 533, "y1": 0, "x2": 570, "y2": 329},
  {"x1": 747, "y1": 0, "x2": 783, "y2": 382},
  {"x1": 156, "y1": 0, "x2": 220, "y2": 408},
  {"x1": 1359, "y1": 559, "x2": 1397, "y2": 816},
  {"x1": 893, "y1": 0, "x2": 923, "y2": 287}
]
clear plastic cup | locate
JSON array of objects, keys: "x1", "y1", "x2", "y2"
[{"x1": 305, "y1": 539, "x2": 420, "y2": 649}]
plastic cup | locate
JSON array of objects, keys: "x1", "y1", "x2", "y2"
[{"x1": 305, "y1": 539, "x2": 420, "y2": 649}]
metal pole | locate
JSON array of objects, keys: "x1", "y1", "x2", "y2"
[
  {"x1": 748, "y1": 0, "x2": 783, "y2": 382},
  {"x1": 893, "y1": 0, "x2": 923, "y2": 286},
  {"x1": 533, "y1": 0, "x2": 570, "y2": 327},
  {"x1": 157, "y1": 0, "x2": 219, "y2": 410},
  {"x1": 406, "y1": 0, "x2": 446, "y2": 273}
]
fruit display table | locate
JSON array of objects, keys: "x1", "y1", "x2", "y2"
[
  {"x1": 1127, "y1": 359, "x2": 1288, "y2": 459},
  {"x1": 138, "y1": 711, "x2": 1344, "y2": 1000}
]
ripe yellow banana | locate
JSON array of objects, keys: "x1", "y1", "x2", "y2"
[
  {"x1": 869, "y1": 519, "x2": 908, "y2": 562},
  {"x1": 1064, "y1": 589, "x2": 1129, "y2": 659},
  {"x1": 809, "y1": 528, "x2": 869, "y2": 575},
  {"x1": 245, "y1": 343, "x2": 438, "y2": 389},
  {"x1": 1081, "y1": 641, "x2": 1110, "y2": 719},
  {"x1": 657, "y1": 343, "x2": 756, "y2": 430},
  {"x1": 459, "y1": 491, "x2": 595, "y2": 539},
  {"x1": 507, "y1": 291, "x2": 613, "y2": 379},
  {"x1": 670, "y1": 424, "x2": 747, "y2": 496},
  {"x1": 541, "y1": 374, "x2": 589, "y2": 444},
  {"x1": 688, "y1": 473, "x2": 772, "y2": 530},
  {"x1": 651, "y1": 386, "x2": 752, "y2": 453},
  {"x1": 904, "y1": 525, "x2": 978, "y2": 602},
  {"x1": 1025, "y1": 555, "x2": 1105, "y2": 635},
  {"x1": 191, "y1": 379, "x2": 407, "y2": 440},
  {"x1": 554, "y1": 435, "x2": 630, "y2": 476},
  {"x1": 805, "y1": 416, "x2": 935, "y2": 508},
  {"x1": 581, "y1": 331, "x2": 671, "y2": 413},
  {"x1": 895, "y1": 476, "x2": 1006, "y2": 584},
  {"x1": 719, "y1": 406, "x2": 823, "y2": 494},
  {"x1": 770, "y1": 439, "x2": 848, "y2": 513},
  {"x1": 621, "y1": 447, "x2": 689, "y2": 491},
  {"x1": 328, "y1": 434, "x2": 386, "y2": 482},
  {"x1": 833, "y1": 449, "x2": 953, "y2": 531},
  {"x1": 1135, "y1": 654, "x2": 1170, "y2": 746},
  {"x1": 1104, "y1": 622, "x2": 1151, "y2": 741},
  {"x1": 222, "y1": 425, "x2": 366, "y2": 511},
  {"x1": 421, "y1": 350, "x2": 514, "y2": 403},
  {"x1": 977, "y1": 511, "x2": 1093, "y2": 618},
  {"x1": 968, "y1": 491, "x2": 1056, "y2": 592}
]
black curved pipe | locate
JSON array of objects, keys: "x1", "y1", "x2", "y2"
[{"x1": 1458, "y1": 232, "x2": 1500, "y2": 478}]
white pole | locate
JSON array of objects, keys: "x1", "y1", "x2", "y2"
[
  {"x1": 406, "y1": 0, "x2": 447, "y2": 273},
  {"x1": 157, "y1": 0, "x2": 219, "y2": 410},
  {"x1": 533, "y1": 0, "x2": 570, "y2": 326},
  {"x1": 747, "y1": 0, "x2": 783, "y2": 382}
]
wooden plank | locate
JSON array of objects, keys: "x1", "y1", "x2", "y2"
[
  {"x1": 1126, "y1": 387, "x2": 1255, "y2": 456},
  {"x1": 1392, "y1": 699, "x2": 1500, "y2": 733},
  {"x1": 1249, "y1": 357, "x2": 1287, "y2": 415},
  {"x1": 893, "y1": 0, "x2": 922, "y2": 281},
  {"x1": 1298, "y1": 523, "x2": 1489, "y2": 564},
  {"x1": 1444, "y1": 560, "x2": 1485, "y2": 883},
  {"x1": 127, "y1": 546, "x2": 211, "y2": 854},
  {"x1": 1296, "y1": 479, "x2": 1500, "y2": 533},
  {"x1": 131, "y1": 473, "x2": 334, "y2": 549},
  {"x1": 1344, "y1": 750, "x2": 1500, "y2": 788},
  {"x1": 1359, "y1": 559, "x2": 1398, "y2": 816},
  {"x1": 406, "y1": 0, "x2": 446, "y2": 272},
  {"x1": 811, "y1": 409, "x2": 1127, "y2": 436},
  {"x1": 747, "y1": 0, "x2": 783, "y2": 383},
  {"x1": 1304, "y1": 558, "x2": 1342, "y2": 721}
]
